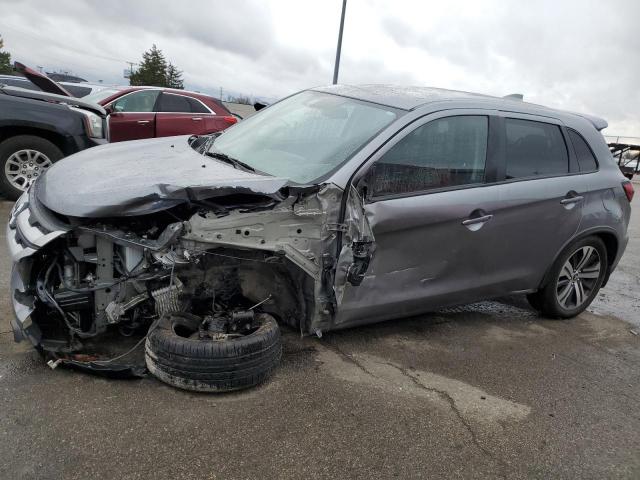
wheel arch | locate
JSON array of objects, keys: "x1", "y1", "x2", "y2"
[
  {"x1": 539, "y1": 227, "x2": 620, "y2": 289},
  {"x1": 0, "y1": 126, "x2": 71, "y2": 156}
]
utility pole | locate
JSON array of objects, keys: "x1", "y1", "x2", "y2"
[
  {"x1": 127, "y1": 61, "x2": 136, "y2": 74},
  {"x1": 332, "y1": 0, "x2": 347, "y2": 85}
]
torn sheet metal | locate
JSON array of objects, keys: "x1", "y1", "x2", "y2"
[
  {"x1": 182, "y1": 183, "x2": 345, "y2": 334},
  {"x1": 333, "y1": 186, "x2": 375, "y2": 305},
  {"x1": 36, "y1": 136, "x2": 289, "y2": 218}
]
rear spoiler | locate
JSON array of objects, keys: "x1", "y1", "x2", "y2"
[
  {"x1": 0, "y1": 85, "x2": 106, "y2": 116},
  {"x1": 569, "y1": 111, "x2": 608, "y2": 131},
  {"x1": 501, "y1": 91, "x2": 608, "y2": 131}
]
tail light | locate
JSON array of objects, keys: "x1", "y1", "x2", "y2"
[
  {"x1": 222, "y1": 115, "x2": 238, "y2": 125},
  {"x1": 622, "y1": 180, "x2": 634, "y2": 202}
]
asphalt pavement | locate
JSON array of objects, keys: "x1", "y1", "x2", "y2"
[{"x1": 1, "y1": 198, "x2": 639, "y2": 480}]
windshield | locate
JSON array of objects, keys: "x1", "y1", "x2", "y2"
[
  {"x1": 84, "y1": 87, "x2": 124, "y2": 104},
  {"x1": 209, "y1": 91, "x2": 398, "y2": 183}
]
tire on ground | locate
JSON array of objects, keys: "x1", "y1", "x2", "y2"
[
  {"x1": 527, "y1": 235, "x2": 608, "y2": 319},
  {"x1": 0, "y1": 135, "x2": 63, "y2": 200},
  {"x1": 145, "y1": 312, "x2": 282, "y2": 392}
]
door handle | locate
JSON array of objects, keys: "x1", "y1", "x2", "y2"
[
  {"x1": 137, "y1": 120, "x2": 151, "y2": 125},
  {"x1": 191, "y1": 117, "x2": 203, "y2": 121},
  {"x1": 462, "y1": 214, "x2": 493, "y2": 226},
  {"x1": 560, "y1": 195, "x2": 584, "y2": 205}
]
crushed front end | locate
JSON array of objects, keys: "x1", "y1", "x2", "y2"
[{"x1": 7, "y1": 182, "x2": 362, "y2": 370}]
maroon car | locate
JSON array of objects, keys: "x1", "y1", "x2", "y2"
[
  {"x1": 19, "y1": 64, "x2": 238, "y2": 143},
  {"x1": 88, "y1": 87, "x2": 238, "y2": 142}
]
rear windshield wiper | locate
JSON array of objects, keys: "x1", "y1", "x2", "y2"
[{"x1": 205, "y1": 151, "x2": 256, "y2": 173}]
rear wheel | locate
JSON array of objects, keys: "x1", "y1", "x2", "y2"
[
  {"x1": 528, "y1": 236, "x2": 607, "y2": 318},
  {"x1": 0, "y1": 135, "x2": 62, "y2": 199}
]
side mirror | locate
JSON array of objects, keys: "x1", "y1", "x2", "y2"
[
  {"x1": 358, "y1": 165, "x2": 379, "y2": 202},
  {"x1": 108, "y1": 104, "x2": 124, "y2": 114}
]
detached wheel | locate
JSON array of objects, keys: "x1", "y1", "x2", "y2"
[
  {"x1": 0, "y1": 135, "x2": 63, "y2": 200},
  {"x1": 528, "y1": 236, "x2": 607, "y2": 319},
  {"x1": 145, "y1": 312, "x2": 282, "y2": 392}
]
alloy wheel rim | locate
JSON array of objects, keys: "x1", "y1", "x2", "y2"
[
  {"x1": 556, "y1": 246, "x2": 601, "y2": 309},
  {"x1": 4, "y1": 149, "x2": 53, "y2": 191}
]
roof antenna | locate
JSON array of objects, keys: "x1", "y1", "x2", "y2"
[{"x1": 503, "y1": 93, "x2": 524, "y2": 101}]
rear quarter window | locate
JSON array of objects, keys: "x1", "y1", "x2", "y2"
[
  {"x1": 505, "y1": 118, "x2": 569, "y2": 179},
  {"x1": 186, "y1": 97, "x2": 210, "y2": 114},
  {"x1": 568, "y1": 129, "x2": 598, "y2": 172}
]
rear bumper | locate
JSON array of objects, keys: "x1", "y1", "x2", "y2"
[{"x1": 608, "y1": 233, "x2": 629, "y2": 280}]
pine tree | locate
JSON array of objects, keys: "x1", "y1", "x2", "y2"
[
  {"x1": 165, "y1": 63, "x2": 184, "y2": 89},
  {"x1": 0, "y1": 36, "x2": 14, "y2": 75},
  {"x1": 129, "y1": 44, "x2": 168, "y2": 87}
]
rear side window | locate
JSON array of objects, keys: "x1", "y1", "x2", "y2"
[
  {"x1": 158, "y1": 93, "x2": 191, "y2": 112},
  {"x1": 371, "y1": 115, "x2": 488, "y2": 197},
  {"x1": 568, "y1": 129, "x2": 598, "y2": 172},
  {"x1": 505, "y1": 118, "x2": 568, "y2": 178}
]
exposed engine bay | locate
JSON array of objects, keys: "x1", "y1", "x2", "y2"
[{"x1": 32, "y1": 218, "x2": 305, "y2": 351}]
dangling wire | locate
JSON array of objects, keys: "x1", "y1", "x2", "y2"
[{"x1": 248, "y1": 294, "x2": 272, "y2": 310}]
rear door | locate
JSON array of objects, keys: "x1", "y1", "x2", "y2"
[
  {"x1": 486, "y1": 114, "x2": 588, "y2": 291},
  {"x1": 108, "y1": 90, "x2": 160, "y2": 142},
  {"x1": 155, "y1": 92, "x2": 216, "y2": 137},
  {"x1": 335, "y1": 111, "x2": 506, "y2": 325}
]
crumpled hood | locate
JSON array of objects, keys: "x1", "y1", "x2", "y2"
[{"x1": 36, "y1": 136, "x2": 289, "y2": 217}]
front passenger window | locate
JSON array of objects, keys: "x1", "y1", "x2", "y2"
[
  {"x1": 370, "y1": 116, "x2": 488, "y2": 197},
  {"x1": 111, "y1": 90, "x2": 159, "y2": 113}
]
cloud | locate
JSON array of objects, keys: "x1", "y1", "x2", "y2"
[
  {"x1": 377, "y1": 0, "x2": 640, "y2": 134},
  {"x1": 0, "y1": 0, "x2": 638, "y2": 134}
]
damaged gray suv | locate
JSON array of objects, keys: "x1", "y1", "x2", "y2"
[{"x1": 8, "y1": 85, "x2": 633, "y2": 391}]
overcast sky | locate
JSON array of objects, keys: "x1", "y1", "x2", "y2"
[{"x1": 0, "y1": 0, "x2": 638, "y2": 135}]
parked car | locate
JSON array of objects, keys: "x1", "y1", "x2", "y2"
[
  {"x1": 0, "y1": 72, "x2": 116, "y2": 99},
  {"x1": 98, "y1": 87, "x2": 238, "y2": 142},
  {"x1": 18, "y1": 65, "x2": 238, "y2": 142},
  {"x1": 45, "y1": 72, "x2": 88, "y2": 83},
  {"x1": 8, "y1": 85, "x2": 631, "y2": 392},
  {"x1": 0, "y1": 84, "x2": 107, "y2": 199}
]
